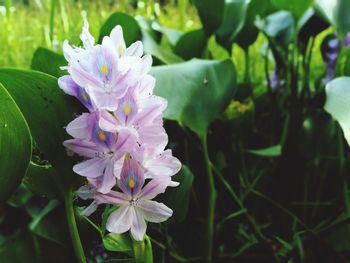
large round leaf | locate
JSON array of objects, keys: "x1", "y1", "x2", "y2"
[
  {"x1": 98, "y1": 12, "x2": 141, "y2": 45},
  {"x1": 31, "y1": 47, "x2": 66, "y2": 78},
  {"x1": 0, "y1": 69, "x2": 82, "y2": 191},
  {"x1": 324, "y1": 77, "x2": 350, "y2": 146},
  {"x1": 151, "y1": 59, "x2": 237, "y2": 137},
  {"x1": 174, "y1": 29, "x2": 207, "y2": 60},
  {"x1": 193, "y1": 0, "x2": 225, "y2": 36},
  {"x1": 0, "y1": 83, "x2": 32, "y2": 203}
]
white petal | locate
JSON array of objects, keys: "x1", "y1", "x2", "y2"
[
  {"x1": 325, "y1": 77, "x2": 350, "y2": 145},
  {"x1": 106, "y1": 205, "x2": 133, "y2": 234},
  {"x1": 131, "y1": 207, "x2": 147, "y2": 241},
  {"x1": 136, "y1": 200, "x2": 173, "y2": 223},
  {"x1": 80, "y1": 201, "x2": 99, "y2": 216}
]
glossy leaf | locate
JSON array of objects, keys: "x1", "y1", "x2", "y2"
[
  {"x1": 24, "y1": 162, "x2": 61, "y2": 199},
  {"x1": 103, "y1": 233, "x2": 132, "y2": 253},
  {"x1": 152, "y1": 22, "x2": 182, "y2": 46},
  {"x1": 193, "y1": 0, "x2": 225, "y2": 36},
  {"x1": 236, "y1": 0, "x2": 275, "y2": 49},
  {"x1": 316, "y1": 0, "x2": 350, "y2": 37},
  {"x1": 255, "y1": 11, "x2": 295, "y2": 46},
  {"x1": 174, "y1": 29, "x2": 207, "y2": 60},
  {"x1": 140, "y1": 28, "x2": 184, "y2": 65},
  {"x1": 216, "y1": 0, "x2": 249, "y2": 52},
  {"x1": 0, "y1": 83, "x2": 31, "y2": 203},
  {"x1": 31, "y1": 47, "x2": 66, "y2": 78},
  {"x1": 0, "y1": 69, "x2": 82, "y2": 190},
  {"x1": 271, "y1": 0, "x2": 312, "y2": 20},
  {"x1": 151, "y1": 59, "x2": 237, "y2": 137},
  {"x1": 324, "y1": 77, "x2": 350, "y2": 146},
  {"x1": 165, "y1": 165, "x2": 194, "y2": 223},
  {"x1": 98, "y1": 12, "x2": 141, "y2": 45}
]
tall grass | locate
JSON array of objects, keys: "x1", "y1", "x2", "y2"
[{"x1": 0, "y1": 0, "x2": 199, "y2": 68}]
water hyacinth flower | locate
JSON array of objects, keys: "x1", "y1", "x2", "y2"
[
  {"x1": 78, "y1": 158, "x2": 173, "y2": 241},
  {"x1": 60, "y1": 19, "x2": 181, "y2": 240}
]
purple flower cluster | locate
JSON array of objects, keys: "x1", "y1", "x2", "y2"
[{"x1": 59, "y1": 21, "x2": 181, "y2": 240}]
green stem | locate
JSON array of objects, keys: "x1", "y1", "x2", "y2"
[
  {"x1": 64, "y1": 189, "x2": 86, "y2": 263},
  {"x1": 244, "y1": 48, "x2": 250, "y2": 83},
  {"x1": 132, "y1": 235, "x2": 153, "y2": 263},
  {"x1": 201, "y1": 133, "x2": 217, "y2": 263}
]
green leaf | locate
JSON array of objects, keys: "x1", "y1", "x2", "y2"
[
  {"x1": 255, "y1": 11, "x2": 295, "y2": 46},
  {"x1": 271, "y1": 0, "x2": 312, "y2": 20},
  {"x1": 152, "y1": 23, "x2": 182, "y2": 46},
  {"x1": 216, "y1": 0, "x2": 249, "y2": 52},
  {"x1": 0, "y1": 69, "x2": 82, "y2": 191},
  {"x1": 98, "y1": 12, "x2": 141, "y2": 45},
  {"x1": 324, "y1": 77, "x2": 350, "y2": 146},
  {"x1": 31, "y1": 47, "x2": 66, "y2": 78},
  {"x1": 316, "y1": 0, "x2": 350, "y2": 37},
  {"x1": 135, "y1": 16, "x2": 183, "y2": 65},
  {"x1": 236, "y1": 0, "x2": 275, "y2": 49},
  {"x1": 193, "y1": 0, "x2": 225, "y2": 36},
  {"x1": 7, "y1": 183, "x2": 33, "y2": 208},
  {"x1": 0, "y1": 229, "x2": 38, "y2": 263},
  {"x1": 336, "y1": 47, "x2": 350, "y2": 77},
  {"x1": 247, "y1": 145, "x2": 281, "y2": 157},
  {"x1": 165, "y1": 165, "x2": 194, "y2": 223},
  {"x1": 0, "y1": 83, "x2": 32, "y2": 203},
  {"x1": 151, "y1": 59, "x2": 237, "y2": 137},
  {"x1": 24, "y1": 162, "x2": 61, "y2": 199},
  {"x1": 174, "y1": 29, "x2": 207, "y2": 60},
  {"x1": 103, "y1": 233, "x2": 132, "y2": 254}
]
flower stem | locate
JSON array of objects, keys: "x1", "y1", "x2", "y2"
[
  {"x1": 201, "y1": 133, "x2": 217, "y2": 263},
  {"x1": 64, "y1": 189, "x2": 86, "y2": 263},
  {"x1": 132, "y1": 235, "x2": 153, "y2": 263}
]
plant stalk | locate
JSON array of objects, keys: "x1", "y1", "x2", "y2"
[
  {"x1": 133, "y1": 235, "x2": 154, "y2": 263},
  {"x1": 64, "y1": 189, "x2": 86, "y2": 263},
  {"x1": 201, "y1": 133, "x2": 217, "y2": 263}
]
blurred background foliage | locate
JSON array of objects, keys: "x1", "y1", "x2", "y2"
[{"x1": 2, "y1": 0, "x2": 350, "y2": 262}]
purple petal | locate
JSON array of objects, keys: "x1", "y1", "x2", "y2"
[
  {"x1": 73, "y1": 157, "x2": 108, "y2": 178},
  {"x1": 99, "y1": 110, "x2": 119, "y2": 133},
  {"x1": 99, "y1": 157, "x2": 117, "y2": 194},
  {"x1": 66, "y1": 113, "x2": 93, "y2": 140},
  {"x1": 106, "y1": 205, "x2": 133, "y2": 234},
  {"x1": 130, "y1": 208, "x2": 147, "y2": 241},
  {"x1": 63, "y1": 139, "x2": 101, "y2": 158},
  {"x1": 94, "y1": 190, "x2": 128, "y2": 205},
  {"x1": 115, "y1": 92, "x2": 138, "y2": 126},
  {"x1": 136, "y1": 199, "x2": 173, "y2": 223},
  {"x1": 109, "y1": 25, "x2": 126, "y2": 57},
  {"x1": 118, "y1": 158, "x2": 145, "y2": 197},
  {"x1": 137, "y1": 176, "x2": 170, "y2": 200}
]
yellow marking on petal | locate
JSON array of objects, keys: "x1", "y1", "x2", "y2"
[
  {"x1": 119, "y1": 45, "x2": 124, "y2": 54},
  {"x1": 98, "y1": 130, "x2": 107, "y2": 141},
  {"x1": 124, "y1": 103, "x2": 131, "y2": 116},
  {"x1": 81, "y1": 91, "x2": 88, "y2": 101},
  {"x1": 125, "y1": 153, "x2": 131, "y2": 160},
  {"x1": 101, "y1": 65, "x2": 108, "y2": 75},
  {"x1": 128, "y1": 178, "x2": 136, "y2": 189}
]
